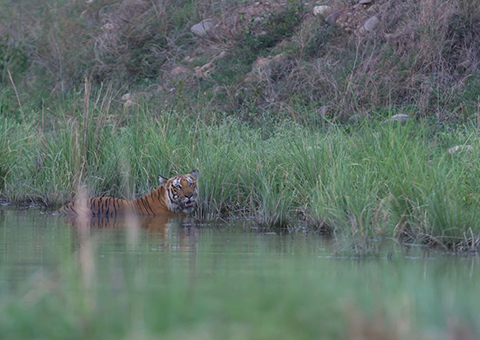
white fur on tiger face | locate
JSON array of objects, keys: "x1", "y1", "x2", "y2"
[{"x1": 160, "y1": 170, "x2": 198, "y2": 213}]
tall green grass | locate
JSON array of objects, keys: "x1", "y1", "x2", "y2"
[{"x1": 2, "y1": 91, "x2": 480, "y2": 250}]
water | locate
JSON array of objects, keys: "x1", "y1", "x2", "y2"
[
  {"x1": 1, "y1": 207, "x2": 479, "y2": 339},
  {"x1": 0, "y1": 208, "x2": 328, "y2": 288}
]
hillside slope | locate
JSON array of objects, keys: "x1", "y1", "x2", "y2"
[{"x1": 0, "y1": 0, "x2": 479, "y2": 122}]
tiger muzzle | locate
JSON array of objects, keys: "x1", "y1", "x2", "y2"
[{"x1": 182, "y1": 195, "x2": 196, "y2": 211}]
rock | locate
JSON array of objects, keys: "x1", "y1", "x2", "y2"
[
  {"x1": 251, "y1": 54, "x2": 284, "y2": 68},
  {"x1": 194, "y1": 62, "x2": 214, "y2": 78},
  {"x1": 447, "y1": 145, "x2": 473, "y2": 155},
  {"x1": 385, "y1": 32, "x2": 402, "y2": 41},
  {"x1": 102, "y1": 23, "x2": 117, "y2": 32},
  {"x1": 363, "y1": 15, "x2": 379, "y2": 32},
  {"x1": 244, "y1": 72, "x2": 256, "y2": 83},
  {"x1": 383, "y1": 114, "x2": 410, "y2": 125},
  {"x1": 252, "y1": 56, "x2": 271, "y2": 68},
  {"x1": 313, "y1": 5, "x2": 330, "y2": 16},
  {"x1": 325, "y1": 10, "x2": 342, "y2": 25},
  {"x1": 121, "y1": 93, "x2": 134, "y2": 102},
  {"x1": 170, "y1": 65, "x2": 191, "y2": 79},
  {"x1": 359, "y1": 0, "x2": 373, "y2": 4},
  {"x1": 271, "y1": 53, "x2": 285, "y2": 62},
  {"x1": 121, "y1": 92, "x2": 152, "y2": 106},
  {"x1": 252, "y1": 17, "x2": 264, "y2": 25},
  {"x1": 191, "y1": 19, "x2": 214, "y2": 37},
  {"x1": 245, "y1": 54, "x2": 284, "y2": 83}
]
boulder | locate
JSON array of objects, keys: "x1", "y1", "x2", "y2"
[
  {"x1": 325, "y1": 10, "x2": 342, "y2": 25},
  {"x1": 170, "y1": 65, "x2": 191, "y2": 79},
  {"x1": 191, "y1": 19, "x2": 214, "y2": 37},
  {"x1": 121, "y1": 93, "x2": 134, "y2": 102},
  {"x1": 313, "y1": 5, "x2": 331, "y2": 16},
  {"x1": 383, "y1": 114, "x2": 410, "y2": 125},
  {"x1": 447, "y1": 145, "x2": 473, "y2": 155},
  {"x1": 194, "y1": 62, "x2": 215, "y2": 78},
  {"x1": 252, "y1": 17, "x2": 264, "y2": 25},
  {"x1": 363, "y1": 16, "x2": 379, "y2": 32}
]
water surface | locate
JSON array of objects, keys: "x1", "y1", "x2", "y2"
[{"x1": 1, "y1": 207, "x2": 479, "y2": 339}]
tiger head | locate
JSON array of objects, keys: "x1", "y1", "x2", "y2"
[{"x1": 159, "y1": 170, "x2": 199, "y2": 214}]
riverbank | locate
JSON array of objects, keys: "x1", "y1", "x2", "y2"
[{"x1": 1, "y1": 90, "x2": 480, "y2": 251}]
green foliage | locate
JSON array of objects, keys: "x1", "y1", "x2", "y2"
[
  {"x1": 242, "y1": 3, "x2": 302, "y2": 54},
  {"x1": 303, "y1": 19, "x2": 342, "y2": 59},
  {"x1": 0, "y1": 36, "x2": 28, "y2": 82},
  {"x1": 171, "y1": 0, "x2": 199, "y2": 28}
]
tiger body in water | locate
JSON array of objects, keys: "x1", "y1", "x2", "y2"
[{"x1": 57, "y1": 170, "x2": 198, "y2": 218}]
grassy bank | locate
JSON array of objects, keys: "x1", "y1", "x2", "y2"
[{"x1": 1, "y1": 89, "x2": 480, "y2": 251}]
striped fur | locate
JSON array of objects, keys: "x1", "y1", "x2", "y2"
[{"x1": 58, "y1": 170, "x2": 198, "y2": 217}]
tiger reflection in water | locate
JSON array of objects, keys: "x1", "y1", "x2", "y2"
[
  {"x1": 64, "y1": 214, "x2": 198, "y2": 253},
  {"x1": 65, "y1": 214, "x2": 199, "y2": 287}
]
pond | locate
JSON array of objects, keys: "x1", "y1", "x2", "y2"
[{"x1": 0, "y1": 207, "x2": 479, "y2": 339}]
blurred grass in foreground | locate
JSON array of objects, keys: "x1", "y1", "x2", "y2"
[{"x1": 0, "y1": 211, "x2": 479, "y2": 340}]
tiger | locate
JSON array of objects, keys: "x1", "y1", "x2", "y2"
[{"x1": 57, "y1": 170, "x2": 198, "y2": 218}]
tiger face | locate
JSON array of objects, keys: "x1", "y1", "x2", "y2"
[{"x1": 160, "y1": 169, "x2": 199, "y2": 214}]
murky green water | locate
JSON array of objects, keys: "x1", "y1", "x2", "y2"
[
  {"x1": 1, "y1": 207, "x2": 479, "y2": 339},
  {"x1": 0, "y1": 208, "x2": 330, "y2": 289}
]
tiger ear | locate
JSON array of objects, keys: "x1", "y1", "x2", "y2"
[
  {"x1": 190, "y1": 169, "x2": 198, "y2": 179},
  {"x1": 159, "y1": 175, "x2": 169, "y2": 186}
]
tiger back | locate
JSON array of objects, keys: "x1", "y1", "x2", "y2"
[{"x1": 57, "y1": 170, "x2": 198, "y2": 218}]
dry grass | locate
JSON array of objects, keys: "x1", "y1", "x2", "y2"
[
  {"x1": 251, "y1": 0, "x2": 480, "y2": 120},
  {"x1": 1, "y1": 0, "x2": 479, "y2": 121}
]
